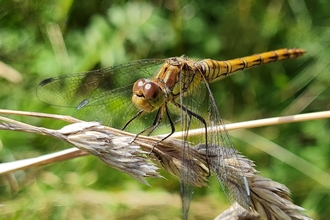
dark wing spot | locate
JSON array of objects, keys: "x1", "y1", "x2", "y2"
[{"x1": 39, "y1": 77, "x2": 54, "y2": 86}]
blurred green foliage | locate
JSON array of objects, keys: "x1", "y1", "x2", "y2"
[{"x1": 0, "y1": 0, "x2": 330, "y2": 219}]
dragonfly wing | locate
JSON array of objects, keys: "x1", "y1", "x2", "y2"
[
  {"x1": 205, "y1": 80, "x2": 251, "y2": 210},
  {"x1": 36, "y1": 59, "x2": 165, "y2": 130},
  {"x1": 176, "y1": 63, "x2": 250, "y2": 216},
  {"x1": 175, "y1": 71, "x2": 208, "y2": 220},
  {"x1": 37, "y1": 59, "x2": 165, "y2": 107},
  {"x1": 180, "y1": 109, "x2": 195, "y2": 220},
  {"x1": 72, "y1": 85, "x2": 138, "y2": 129}
]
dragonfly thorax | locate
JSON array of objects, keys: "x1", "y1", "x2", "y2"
[{"x1": 132, "y1": 78, "x2": 165, "y2": 112}]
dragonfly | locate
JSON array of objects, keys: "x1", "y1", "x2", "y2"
[{"x1": 37, "y1": 48, "x2": 306, "y2": 219}]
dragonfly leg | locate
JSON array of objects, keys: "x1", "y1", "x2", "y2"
[
  {"x1": 122, "y1": 110, "x2": 144, "y2": 130},
  {"x1": 146, "y1": 108, "x2": 164, "y2": 136},
  {"x1": 122, "y1": 109, "x2": 162, "y2": 146},
  {"x1": 146, "y1": 106, "x2": 175, "y2": 155},
  {"x1": 129, "y1": 105, "x2": 175, "y2": 155},
  {"x1": 129, "y1": 108, "x2": 164, "y2": 145},
  {"x1": 149, "y1": 106, "x2": 175, "y2": 138}
]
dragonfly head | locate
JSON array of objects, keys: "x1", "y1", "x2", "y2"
[{"x1": 132, "y1": 79, "x2": 165, "y2": 112}]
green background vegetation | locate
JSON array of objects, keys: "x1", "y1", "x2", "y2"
[{"x1": 1, "y1": 0, "x2": 330, "y2": 219}]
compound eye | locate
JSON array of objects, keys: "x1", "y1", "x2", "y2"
[
  {"x1": 143, "y1": 82, "x2": 160, "y2": 99},
  {"x1": 132, "y1": 79, "x2": 146, "y2": 92}
]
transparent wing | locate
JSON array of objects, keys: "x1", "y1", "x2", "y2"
[
  {"x1": 204, "y1": 76, "x2": 251, "y2": 210},
  {"x1": 37, "y1": 59, "x2": 164, "y2": 107},
  {"x1": 37, "y1": 59, "x2": 165, "y2": 130},
  {"x1": 175, "y1": 62, "x2": 251, "y2": 218},
  {"x1": 175, "y1": 69, "x2": 208, "y2": 220}
]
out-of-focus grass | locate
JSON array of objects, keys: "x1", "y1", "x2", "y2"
[{"x1": 1, "y1": 0, "x2": 329, "y2": 219}]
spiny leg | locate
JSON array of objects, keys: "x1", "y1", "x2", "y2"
[
  {"x1": 146, "y1": 106, "x2": 176, "y2": 154},
  {"x1": 158, "y1": 106, "x2": 175, "y2": 140},
  {"x1": 146, "y1": 107, "x2": 165, "y2": 136},
  {"x1": 128, "y1": 106, "x2": 174, "y2": 155},
  {"x1": 130, "y1": 108, "x2": 163, "y2": 143},
  {"x1": 121, "y1": 108, "x2": 161, "y2": 144},
  {"x1": 122, "y1": 109, "x2": 144, "y2": 130},
  {"x1": 122, "y1": 105, "x2": 175, "y2": 155}
]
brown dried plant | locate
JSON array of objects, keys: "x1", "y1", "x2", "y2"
[{"x1": 1, "y1": 109, "x2": 326, "y2": 219}]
